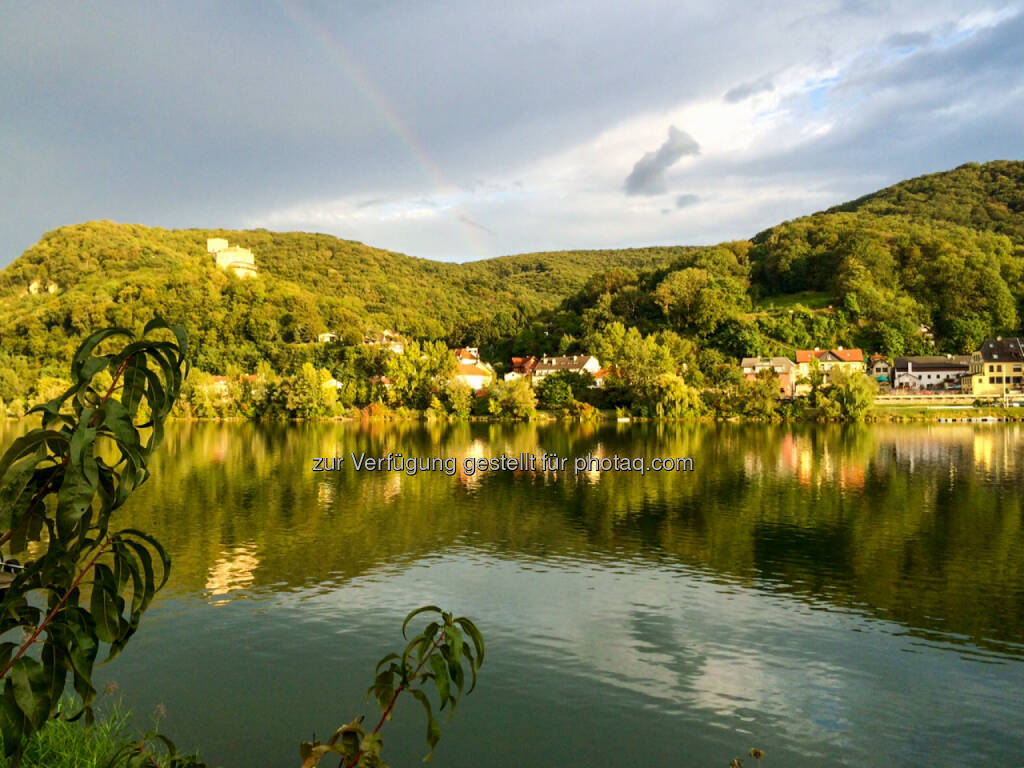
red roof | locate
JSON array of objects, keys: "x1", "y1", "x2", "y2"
[
  {"x1": 509, "y1": 356, "x2": 538, "y2": 373},
  {"x1": 796, "y1": 348, "x2": 864, "y2": 363}
]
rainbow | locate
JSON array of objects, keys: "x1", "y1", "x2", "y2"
[{"x1": 273, "y1": 1, "x2": 492, "y2": 261}]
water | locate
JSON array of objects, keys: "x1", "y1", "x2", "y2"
[{"x1": 2, "y1": 420, "x2": 1023, "y2": 766}]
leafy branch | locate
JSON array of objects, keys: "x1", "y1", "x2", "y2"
[
  {"x1": 301, "y1": 606, "x2": 485, "y2": 768},
  {"x1": 0, "y1": 320, "x2": 189, "y2": 766}
]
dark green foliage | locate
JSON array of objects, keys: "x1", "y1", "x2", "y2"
[
  {"x1": 301, "y1": 606, "x2": 484, "y2": 768},
  {"x1": 830, "y1": 160, "x2": 1024, "y2": 246},
  {"x1": 534, "y1": 371, "x2": 592, "y2": 410},
  {"x1": 0, "y1": 223, "x2": 686, "y2": 400},
  {"x1": 0, "y1": 321, "x2": 195, "y2": 767}
]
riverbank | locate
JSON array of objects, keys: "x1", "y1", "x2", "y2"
[
  {"x1": 0, "y1": 698, "x2": 206, "y2": 768},
  {"x1": 7, "y1": 402, "x2": 1024, "y2": 427}
]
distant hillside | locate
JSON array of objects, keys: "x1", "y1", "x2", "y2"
[
  {"x1": 530, "y1": 161, "x2": 1024, "y2": 367},
  {"x1": 829, "y1": 160, "x2": 1024, "y2": 245},
  {"x1": 1, "y1": 160, "x2": 1022, "y2": 405},
  {"x1": 0, "y1": 220, "x2": 687, "y2": 379}
]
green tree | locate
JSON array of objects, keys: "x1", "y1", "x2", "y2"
[{"x1": 827, "y1": 368, "x2": 877, "y2": 421}]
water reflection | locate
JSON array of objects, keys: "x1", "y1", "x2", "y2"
[{"x1": 1, "y1": 419, "x2": 1022, "y2": 766}]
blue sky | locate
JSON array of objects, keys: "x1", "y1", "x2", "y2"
[{"x1": 1, "y1": 1, "x2": 1022, "y2": 265}]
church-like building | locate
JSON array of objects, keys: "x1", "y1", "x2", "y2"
[{"x1": 207, "y1": 238, "x2": 257, "y2": 279}]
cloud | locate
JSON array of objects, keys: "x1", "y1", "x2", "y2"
[
  {"x1": 723, "y1": 76, "x2": 774, "y2": 103},
  {"x1": 884, "y1": 31, "x2": 932, "y2": 48},
  {"x1": 1, "y1": 1, "x2": 1021, "y2": 263},
  {"x1": 624, "y1": 126, "x2": 700, "y2": 196},
  {"x1": 675, "y1": 194, "x2": 700, "y2": 209}
]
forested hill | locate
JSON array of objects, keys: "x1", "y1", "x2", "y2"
[
  {"x1": 0, "y1": 160, "x2": 1022, "y2": 403},
  {"x1": 828, "y1": 160, "x2": 1024, "y2": 245},
  {"x1": 0, "y1": 220, "x2": 687, "y2": 376}
]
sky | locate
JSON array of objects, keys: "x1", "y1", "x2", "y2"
[{"x1": 2, "y1": 0, "x2": 1022, "y2": 265}]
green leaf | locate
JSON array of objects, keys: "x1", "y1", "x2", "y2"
[
  {"x1": 0, "y1": 449, "x2": 44, "y2": 531},
  {"x1": 402, "y1": 605, "x2": 441, "y2": 639},
  {"x1": 119, "y1": 529, "x2": 171, "y2": 589},
  {"x1": 455, "y1": 617, "x2": 485, "y2": 666},
  {"x1": 444, "y1": 624, "x2": 463, "y2": 665},
  {"x1": 429, "y1": 653, "x2": 450, "y2": 707},
  {"x1": 0, "y1": 686, "x2": 27, "y2": 759},
  {"x1": 71, "y1": 328, "x2": 132, "y2": 380},
  {"x1": 144, "y1": 317, "x2": 189, "y2": 361},
  {"x1": 462, "y1": 645, "x2": 478, "y2": 694},
  {"x1": 90, "y1": 564, "x2": 122, "y2": 644},
  {"x1": 409, "y1": 688, "x2": 441, "y2": 762},
  {"x1": 9, "y1": 657, "x2": 51, "y2": 730},
  {"x1": 0, "y1": 430, "x2": 66, "y2": 481},
  {"x1": 121, "y1": 356, "x2": 148, "y2": 418}
]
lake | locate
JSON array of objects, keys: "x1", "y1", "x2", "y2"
[{"x1": 2, "y1": 420, "x2": 1023, "y2": 767}]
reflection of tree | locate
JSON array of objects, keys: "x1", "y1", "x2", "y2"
[{"x1": 2, "y1": 420, "x2": 1021, "y2": 654}]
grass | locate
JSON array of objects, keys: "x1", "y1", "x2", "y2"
[
  {"x1": 0, "y1": 697, "x2": 208, "y2": 768},
  {"x1": 869, "y1": 404, "x2": 1024, "y2": 421},
  {"x1": 0, "y1": 699, "x2": 133, "y2": 768}
]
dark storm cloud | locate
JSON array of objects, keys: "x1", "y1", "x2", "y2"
[
  {"x1": 624, "y1": 127, "x2": 701, "y2": 196},
  {"x1": 723, "y1": 76, "x2": 774, "y2": 103}
]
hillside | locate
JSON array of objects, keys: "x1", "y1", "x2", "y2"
[
  {"x1": 519, "y1": 161, "x2": 1024, "y2": 367},
  {"x1": 829, "y1": 160, "x2": 1024, "y2": 245},
  {"x1": 1, "y1": 160, "x2": 1022, "y2": 406},
  {"x1": 0, "y1": 220, "x2": 687, "y2": 383}
]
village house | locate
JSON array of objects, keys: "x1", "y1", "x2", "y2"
[
  {"x1": 531, "y1": 354, "x2": 602, "y2": 383},
  {"x1": 317, "y1": 332, "x2": 338, "y2": 344},
  {"x1": 740, "y1": 357, "x2": 798, "y2": 398},
  {"x1": 451, "y1": 347, "x2": 494, "y2": 391},
  {"x1": 793, "y1": 348, "x2": 865, "y2": 395},
  {"x1": 868, "y1": 354, "x2": 891, "y2": 387},
  {"x1": 503, "y1": 356, "x2": 539, "y2": 382},
  {"x1": 961, "y1": 337, "x2": 1024, "y2": 396},
  {"x1": 207, "y1": 238, "x2": 257, "y2": 279},
  {"x1": 363, "y1": 330, "x2": 405, "y2": 355},
  {"x1": 892, "y1": 355, "x2": 971, "y2": 390}
]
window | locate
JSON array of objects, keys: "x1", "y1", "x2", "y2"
[{"x1": 989, "y1": 365, "x2": 995, "y2": 372}]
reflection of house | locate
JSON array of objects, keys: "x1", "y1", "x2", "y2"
[
  {"x1": 892, "y1": 355, "x2": 971, "y2": 390},
  {"x1": 207, "y1": 238, "x2": 257, "y2": 279},
  {"x1": 532, "y1": 355, "x2": 601, "y2": 382},
  {"x1": 504, "y1": 356, "x2": 538, "y2": 382},
  {"x1": 962, "y1": 337, "x2": 1024, "y2": 396},
  {"x1": 740, "y1": 356, "x2": 797, "y2": 398},
  {"x1": 204, "y1": 544, "x2": 259, "y2": 602},
  {"x1": 364, "y1": 330, "x2": 405, "y2": 355}
]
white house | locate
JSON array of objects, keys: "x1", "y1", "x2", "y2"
[
  {"x1": 531, "y1": 355, "x2": 601, "y2": 382},
  {"x1": 893, "y1": 355, "x2": 971, "y2": 390},
  {"x1": 454, "y1": 360, "x2": 494, "y2": 392}
]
